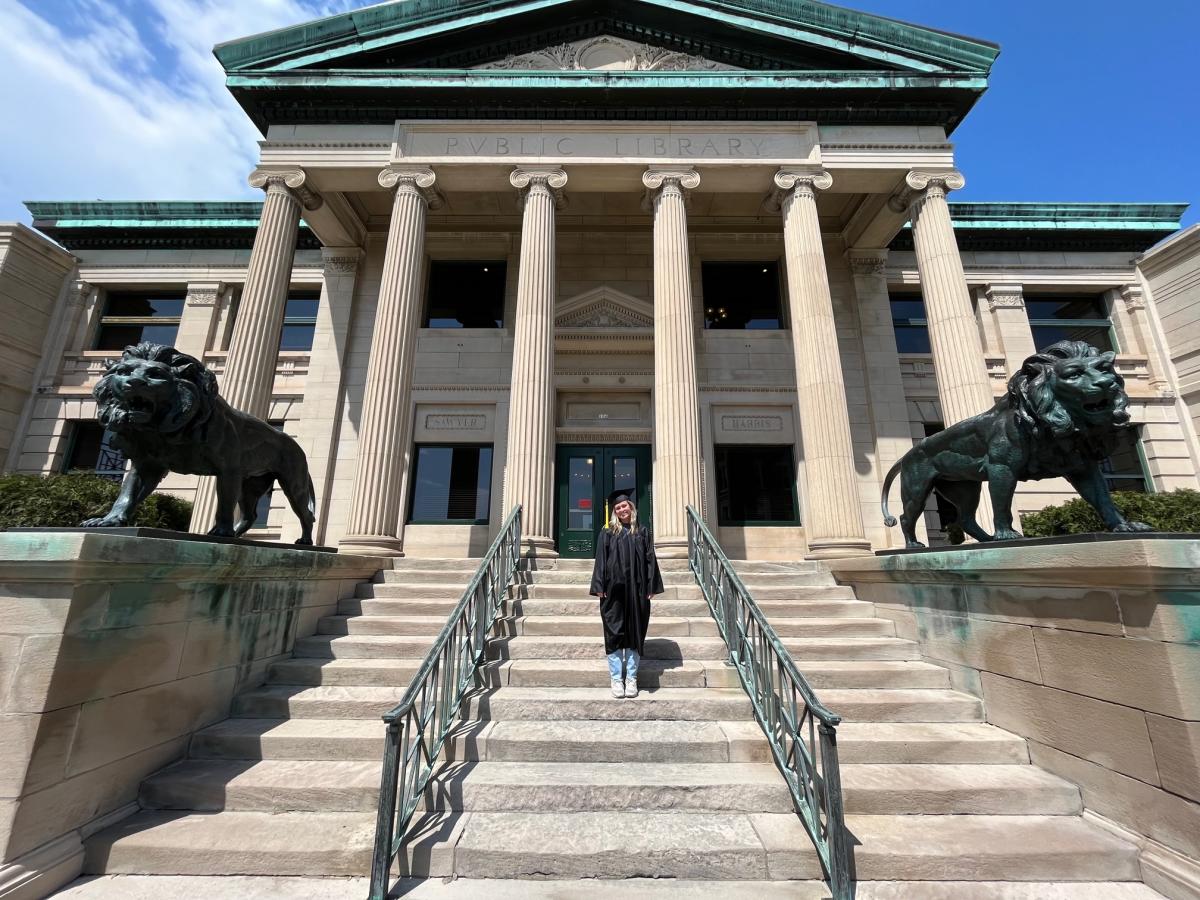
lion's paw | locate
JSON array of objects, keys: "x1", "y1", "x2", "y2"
[
  {"x1": 207, "y1": 526, "x2": 236, "y2": 538},
  {"x1": 905, "y1": 541, "x2": 927, "y2": 549},
  {"x1": 994, "y1": 528, "x2": 1024, "y2": 541},
  {"x1": 79, "y1": 516, "x2": 126, "y2": 528},
  {"x1": 1113, "y1": 521, "x2": 1154, "y2": 533}
]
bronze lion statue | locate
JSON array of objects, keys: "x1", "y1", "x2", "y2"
[
  {"x1": 881, "y1": 340, "x2": 1152, "y2": 548},
  {"x1": 80, "y1": 342, "x2": 316, "y2": 544}
]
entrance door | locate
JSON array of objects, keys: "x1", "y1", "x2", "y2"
[{"x1": 555, "y1": 445, "x2": 652, "y2": 559}]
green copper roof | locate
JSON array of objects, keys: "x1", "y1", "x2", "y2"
[
  {"x1": 942, "y1": 203, "x2": 1189, "y2": 232},
  {"x1": 214, "y1": 0, "x2": 999, "y2": 75}
]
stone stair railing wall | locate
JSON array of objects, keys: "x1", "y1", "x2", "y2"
[
  {"x1": 0, "y1": 532, "x2": 383, "y2": 900},
  {"x1": 828, "y1": 539, "x2": 1200, "y2": 900},
  {"x1": 72, "y1": 551, "x2": 1168, "y2": 897}
]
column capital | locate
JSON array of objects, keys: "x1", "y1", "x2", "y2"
[
  {"x1": 321, "y1": 246, "x2": 364, "y2": 276},
  {"x1": 845, "y1": 249, "x2": 889, "y2": 276},
  {"x1": 641, "y1": 167, "x2": 699, "y2": 212},
  {"x1": 378, "y1": 167, "x2": 444, "y2": 209},
  {"x1": 1119, "y1": 283, "x2": 1147, "y2": 311},
  {"x1": 985, "y1": 283, "x2": 1025, "y2": 311},
  {"x1": 765, "y1": 168, "x2": 832, "y2": 212},
  {"x1": 510, "y1": 167, "x2": 568, "y2": 209},
  {"x1": 249, "y1": 168, "x2": 323, "y2": 211},
  {"x1": 888, "y1": 169, "x2": 966, "y2": 213}
]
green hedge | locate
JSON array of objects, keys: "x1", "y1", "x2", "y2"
[
  {"x1": 0, "y1": 473, "x2": 193, "y2": 531},
  {"x1": 1020, "y1": 489, "x2": 1200, "y2": 537}
]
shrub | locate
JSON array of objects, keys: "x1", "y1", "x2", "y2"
[
  {"x1": 1020, "y1": 489, "x2": 1200, "y2": 537},
  {"x1": 0, "y1": 473, "x2": 193, "y2": 531}
]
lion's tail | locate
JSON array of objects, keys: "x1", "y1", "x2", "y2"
[
  {"x1": 881, "y1": 458, "x2": 903, "y2": 528},
  {"x1": 306, "y1": 473, "x2": 316, "y2": 519}
]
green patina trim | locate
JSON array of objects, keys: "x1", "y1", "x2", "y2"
[
  {"x1": 225, "y1": 68, "x2": 990, "y2": 91},
  {"x1": 27, "y1": 201, "x2": 311, "y2": 233},
  {"x1": 942, "y1": 202, "x2": 1189, "y2": 231},
  {"x1": 214, "y1": 0, "x2": 998, "y2": 75}
]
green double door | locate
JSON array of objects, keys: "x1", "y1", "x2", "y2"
[{"x1": 555, "y1": 445, "x2": 652, "y2": 559}]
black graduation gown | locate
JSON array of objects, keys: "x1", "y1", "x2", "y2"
[{"x1": 589, "y1": 525, "x2": 665, "y2": 655}]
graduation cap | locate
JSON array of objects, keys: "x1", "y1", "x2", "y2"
[{"x1": 606, "y1": 489, "x2": 635, "y2": 522}]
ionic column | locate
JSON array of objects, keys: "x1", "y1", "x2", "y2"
[
  {"x1": 503, "y1": 168, "x2": 567, "y2": 557},
  {"x1": 340, "y1": 169, "x2": 441, "y2": 556},
  {"x1": 891, "y1": 171, "x2": 995, "y2": 425},
  {"x1": 643, "y1": 168, "x2": 704, "y2": 557},
  {"x1": 771, "y1": 170, "x2": 871, "y2": 558},
  {"x1": 984, "y1": 283, "x2": 1036, "y2": 377},
  {"x1": 190, "y1": 169, "x2": 320, "y2": 534}
]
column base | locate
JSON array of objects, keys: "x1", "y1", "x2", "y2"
[
  {"x1": 654, "y1": 536, "x2": 691, "y2": 559},
  {"x1": 337, "y1": 535, "x2": 406, "y2": 557},
  {"x1": 804, "y1": 538, "x2": 874, "y2": 560},
  {"x1": 521, "y1": 535, "x2": 558, "y2": 559}
]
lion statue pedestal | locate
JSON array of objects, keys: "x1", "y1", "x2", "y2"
[
  {"x1": 881, "y1": 340, "x2": 1153, "y2": 549},
  {"x1": 80, "y1": 342, "x2": 317, "y2": 545}
]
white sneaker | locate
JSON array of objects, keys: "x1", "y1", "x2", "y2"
[
  {"x1": 611, "y1": 678, "x2": 624, "y2": 698},
  {"x1": 624, "y1": 677, "x2": 639, "y2": 698}
]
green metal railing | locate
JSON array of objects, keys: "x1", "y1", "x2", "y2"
[
  {"x1": 367, "y1": 506, "x2": 522, "y2": 900},
  {"x1": 686, "y1": 506, "x2": 851, "y2": 900}
]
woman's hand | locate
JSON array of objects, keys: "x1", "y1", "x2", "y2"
[{"x1": 598, "y1": 592, "x2": 606, "y2": 599}]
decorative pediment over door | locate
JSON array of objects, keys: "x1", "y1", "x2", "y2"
[{"x1": 555, "y1": 286, "x2": 654, "y2": 328}]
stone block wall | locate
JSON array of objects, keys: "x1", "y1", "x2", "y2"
[
  {"x1": 0, "y1": 531, "x2": 383, "y2": 899},
  {"x1": 828, "y1": 539, "x2": 1200, "y2": 898}
]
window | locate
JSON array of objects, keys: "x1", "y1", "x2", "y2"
[
  {"x1": 714, "y1": 445, "x2": 799, "y2": 525},
  {"x1": 1026, "y1": 296, "x2": 1116, "y2": 353},
  {"x1": 63, "y1": 422, "x2": 126, "y2": 479},
  {"x1": 409, "y1": 445, "x2": 494, "y2": 523},
  {"x1": 1102, "y1": 427, "x2": 1149, "y2": 494},
  {"x1": 890, "y1": 294, "x2": 930, "y2": 353},
  {"x1": 93, "y1": 291, "x2": 183, "y2": 350},
  {"x1": 279, "y1": 293, "x2": 320, "y2": 351},
  {"x1": 701, "y1": 262, "x2": 784, "y2": 329},
  {"x1": 425, "y1": 261, "x2": 506, "y2": 328}
]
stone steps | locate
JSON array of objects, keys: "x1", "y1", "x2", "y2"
[
  {"x1": 83, "y1": 809, "x2": 1141, "y2": 881},
  {"x1": 190, "y1": 718, "x2": 1027, "y2": 766},
  {"x1": 342, "y1": 596, "x2": 874, "y2": 618},
  {"x1": 486, "y1": 634, "x2": 921, "y2": 661},
  {"x1": 139, "y1": 759, "x2": 1080, "y2": 816}
]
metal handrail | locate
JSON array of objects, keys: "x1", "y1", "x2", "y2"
[
  {"x1": 367, "y1": 506, "x2": 523, "y2": 900},
  {"x1": 686, "y1": 505, "x2": 851, "y2": 900}
]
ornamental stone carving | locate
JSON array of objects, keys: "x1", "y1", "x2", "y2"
[
  {"x1": 378, "y1": 167, "x2": 444, "y2": 209},
  {"x1": 985, "y1": 284, "x2": 1025, "y2": 311},
  {"x1": 766, "y1": 168, "x2": 833, "y2": 212},
  {"x1": 478, "y1": 37, "x2": 737, "y2": 72},
  {"x1": 323, "y1": 254, "x2": 361, "y2": 276},
  {"x1": 888, "y1": 169, "x2": 966, "y2": 214},
  {"x1": 1120, "y1": 284, "x2": 1146, "y2": 311},
  {"x1": 846, "y1": 251, "x2": 888, "y2": 277},
  {"x1": 510, "y1": 167, "x2": 569, "y2": 208},
  {"x1": 249, "y1": 168, "x2": 323, "y2": 211},
  {"x1": 641, "y1": 168, "x2": 700, "y2": 212}
]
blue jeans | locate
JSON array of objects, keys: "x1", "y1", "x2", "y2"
[{"x1": 607, "y1": 649, "x2": 639, "y2": 681}]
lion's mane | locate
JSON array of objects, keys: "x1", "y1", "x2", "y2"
[
  {"x1": 1005, "y1": 339, "x2": 1129, "y2": 456},
  {"x1": 95, "y1": 342, "x2": 218, "y2": 437}
]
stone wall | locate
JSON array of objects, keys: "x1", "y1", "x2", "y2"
[
  {"x1": 0, "y1": 531, "x2": 382, "y2": 899},
  {"x1": 828, "y1": 538, "x2": 1200, "y2": 898}
]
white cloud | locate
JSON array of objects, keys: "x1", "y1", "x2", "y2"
[{"x1": 0, "y1": 0, "x2": 358, "y2": 222}]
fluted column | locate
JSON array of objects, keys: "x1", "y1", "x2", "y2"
[
  {"x1": 892, "y1": 171, "x2": 995, "y2": 425},
  {"x1": 643, "y1": 168, "x2": 704, "y2": 557},
  {"x1": 339, "y1": 168, "x2": 441, "y2": 556},
  {"x1": 503, "y1": 168, "x2": 567, "y2": 556},
  {"x1": 190, "y1": 169, "x2": 320, "y2": 534},
  {"x1": 771, "y1": 170, "x2": 871, "y2": 558}
]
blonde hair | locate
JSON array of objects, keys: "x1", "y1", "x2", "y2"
[{"x1": 607, "y1": 498, "x2": 639, "y2": 535}]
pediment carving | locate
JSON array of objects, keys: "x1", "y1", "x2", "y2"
[
  {"x1": 477, "y1": 36, "x2": 738, "y2": 72},
  {"x1": 556, "y1": 286, "x2": 654, "y2": 328}
]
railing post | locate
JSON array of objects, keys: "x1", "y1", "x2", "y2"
[
  {"x1": 369, "y1": 721, "x2": 403, "y2": 900},
  {"x1": 820, "y1": 721, "x2": 852, "y2": 900}
]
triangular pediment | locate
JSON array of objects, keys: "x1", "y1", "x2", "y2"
[
  {"x1": 216, "y1": 0, "x2": 998, "y2": 76},
  {"x1": 556, "y1": 286, "x2": 653, "y2": 328}
]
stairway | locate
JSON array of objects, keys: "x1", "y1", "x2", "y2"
[{"x1": 78, "y1": 556, "x2": 1162, "y2": 897}]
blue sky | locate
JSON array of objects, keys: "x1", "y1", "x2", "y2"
[{"x1": 1, "y1": 0, "x2": 1196, "y2": 227}]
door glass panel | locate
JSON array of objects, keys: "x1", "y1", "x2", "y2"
[
  {"x1": 568, "y1": 456, "x2": 594, "y2": 530},
  {"x1": 612, "y1": 457, "x2": 637, "y2": 494}
]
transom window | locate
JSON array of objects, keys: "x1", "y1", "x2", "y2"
[
  {"x1": 1103, "y1": 426, "x2": 1149, "y2": 494},
  {"x1": 63, "y1": 422, "x2": 126, "y2": 479},
  {"x1": 1026, "y1": 296, "x2": 1117, "y2": 353},
  {"x1": 425, "y1": 261, "x2": 506, "y2": 328},
  {"x1": 93, "y1": 291, "x2": 183, "y2": 350},
  {"x1": 280, "y1": 293, "x2": 320, "y2": 351},
  {"x1": 701, "y1": 262, "x2": 784, "y2": 330},
  {"x1": 714, "y1": 445, "x2": 800, "y2": 525},
  {"x1": 409, "y1": 445, "x2": 494, "y2": 524},
  {"x1": 890, "y1": 294, "x2": 930, "y2": 353}
]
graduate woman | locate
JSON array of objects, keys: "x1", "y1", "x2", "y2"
[{"x1": 589, "y1": 491, "x2": 664, "y2": 698}]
